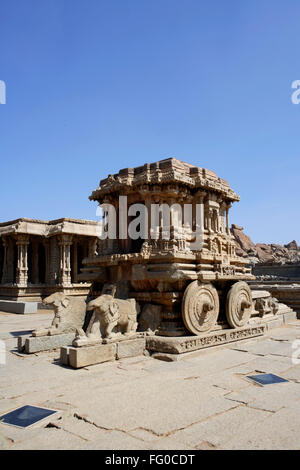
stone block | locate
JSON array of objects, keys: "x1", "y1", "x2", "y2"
[
  {"x1": 17, "y1": 335, "x2": 30, "y2": 352},
  {"x1": 251, "y1": 290, "x2": 271, "y2": 300},
  {"x1": 283, "y1": 311, "x2": 297, "y2": 324},
  {"x1": 68, "y1": 343, "x2": 116, "y2": 369},
  {"x1": 265, "y1": 317, "x2": 284, "y2": 331},
  {"x1": 60, "y1": 346, "x2": 70, "y2": 366},
  {"x1": 0, "y1": 300, "x2": 38, "y2": 314},
  {"x1": 116, "y1": 338, "x2": 145, "y2": 359},
  {"x1": 24, "y1": 333, "x2": 76, "y2": 353}
]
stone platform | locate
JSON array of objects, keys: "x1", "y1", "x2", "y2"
[
  {"x1": 146, "y1": 304, "x2": 297, "y2": 360},
  {"x1": 2, "y1": 310, "x2": 300, "y2": 449},
  {"x1": 60, "y1": 326, "x2": 266, "y2": 368},
  {"x1": 147, "y1": 324, "x2": 266, "y2": 356},
  {"x1": 61, "y1": 337, "x2": 146, "y2": 368},
  {"x1": 18, "y1": 333, "x2": 76, "y2": 354},
  {"x1": 59, "y1": 305, "x2": 298, "y2": 367}
]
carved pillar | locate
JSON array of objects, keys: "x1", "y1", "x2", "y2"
[
  {"x1": 226, "y1": 203, "x2": 232, "y2": 235},
  {"x1": 49, "y1": 237, "x2": 59, "y2": 285},
  {"x1": 219, "y1": 202, "x2": 227, "y2": 233},
  {"x1": 1, "y1": 236, "x2": 14, "y2": 284},
  {"x1": 15, "y1": 235, "x2": 29, "y2": 287},
  {"x1": 169, "y1": 197, "x2": 175, "y2": 241},
  {"x1": 191, "y1": 192, "x2": 205, "y2": 251},
  {"x1": 58, "y1": 235, "x2": 72, "y2": 286},
  {"x1": 213, "y1": 209, "x2": 219, "y2": 232}
]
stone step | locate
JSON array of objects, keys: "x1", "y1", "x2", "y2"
[{"x1": 0, "y1": 300, "x2": 38, "y2": 314}]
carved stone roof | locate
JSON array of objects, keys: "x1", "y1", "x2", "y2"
[
  {"x1": 90, "y1": 158, "x2": 239, "y2": 202},
  {"x1": 0, "y1": 218, "x2": 99, "y2": 238}
]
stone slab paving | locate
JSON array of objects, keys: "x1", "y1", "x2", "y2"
[{"x1": 1, "y1": 312, "x2": 300, "y2": 449}]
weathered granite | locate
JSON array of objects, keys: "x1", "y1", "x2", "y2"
[
  {"x1": 146, "y1": 324, "x2": 266, "y2": 355},
  {"x1": 68, "y1": 343, "x2": 117, "y2": 369},
  {"x1": 32, "y1": 293, "x2": 87, "y2": 337},
  {"x1": 250, "y1": 281, "x2": 300, "y2": 315},
  {"x1": 82, "y1": 158, "x2": 257, "y2": 338},
  {"x1": 116, "y1": 338, "x2": 146, "y2": 359},
  {"x1": 2, "y1": 311, "x2": 300, "y2": 450},
  {"x1": 0, "y1": 218, "x2": 99, "y2": 302},
  {"x1": 61, "y1": 338, "x2": 146, "y2": 366},
  {"x1": 60, "y1": 345, "x2": 70, "y2": 366},
  {"x1": 0, "y1": 300, "x2": 38, "y2": 314},
  {"x1": 19, "y1": 333, "x2": 76, "y2": 354}
]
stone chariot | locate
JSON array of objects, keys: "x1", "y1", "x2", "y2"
[{"x1": 80, "y1": 158, "x2": 255, "y2": 338}]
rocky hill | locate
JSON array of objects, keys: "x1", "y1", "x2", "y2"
[{"x1": 231, "y1": 224, "x2": 300, "y2": 265}]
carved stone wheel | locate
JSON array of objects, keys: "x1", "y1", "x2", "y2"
[
  {"x1": 182, "y1": 281, "x2": 220, "y2": 335},
  {"x1": 226, "y1": 281, "x2": 252, "y2": 328}
]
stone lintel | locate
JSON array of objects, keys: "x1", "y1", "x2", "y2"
[
  {"x1": 146, "y1": 325, "x2": 266, "y2": 355},
  {"x1": 251, "y1": 290, "x2": 272, "y2": 300}
]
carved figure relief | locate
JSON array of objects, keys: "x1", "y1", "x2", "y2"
[{"x1": 32, "y1": 292, "x2": 87, "y2": 336}]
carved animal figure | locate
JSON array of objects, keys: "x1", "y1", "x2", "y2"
[
  {"x1": 255, "y1": 296, "x2": 279, "y2": 317},
  {"x1": 86, "y1": 294, "x2": 140, "y2": 340},
  {"x1": 32, "y1": 292, "x2": 87, "y2": 337}
]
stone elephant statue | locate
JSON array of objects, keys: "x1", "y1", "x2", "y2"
[
  {"x1": 32, "y1": 292, "x2": 87, "y2": 337},
  {"x1": 74, "y1": 294, "x2": 140, "y2": 346},
  {"x1": 255, "y1": 296, "x2": 279, "y2": 317},
  {"x1": 87, "y1": 294, "x2": 140, "y2": 340}
]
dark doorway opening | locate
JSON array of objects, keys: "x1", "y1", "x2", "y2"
[{"x1": 38, "y1": 243, "x2": 46, "y2": 284}]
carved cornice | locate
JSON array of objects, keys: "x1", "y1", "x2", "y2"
[{"x1": 90, "y1": 158, "x2": 240, "y2": 203}]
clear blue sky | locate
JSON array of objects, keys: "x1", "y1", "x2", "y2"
[{"x1": 1, "y1": 0, "x2": 299, "y2": 245}]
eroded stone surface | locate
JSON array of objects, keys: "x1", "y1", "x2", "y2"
[
  {"x1": 147, "y1": 325, "x2": 266, "y2": 354},
  {"x1": 117, "y1": 338, "x2": 146, "y2": 359},
  {"x1": 0, "y1": 218, "x2": 98, "y2": 302},
  {"x1": 1, "y1": 308, "x2": 300, "y2": 450},
  {"x1": 25, "y1": 333, "x2": 76, "y2": 354},
  {"x1": 32, "y1": 293, "x2": 87, "y2": 338},
  {"x1": 68, "y1": 343, "x2": 116, "y2": 369}
]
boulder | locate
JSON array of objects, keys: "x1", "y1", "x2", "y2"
[
  {"x1": 230, "y1": 225, "x2": 256, "y2": 254},
  {"x1": 231, "y1": 225, "x2": 299, "y2": 265},
  {"x1": 285, "y1": 240, "x2": 298, "y2": 251}
]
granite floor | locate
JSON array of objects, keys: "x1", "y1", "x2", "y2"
[{"x1": 1, "y1": 311, "x2": 300, "y2": 450}]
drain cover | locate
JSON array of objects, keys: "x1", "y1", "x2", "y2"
[
  {"x1": 0, "y1": 405, "x2": 58, "y2": 428},
  {"x1": 246, "y1": 373, "x2": 289, "y2": 386}
]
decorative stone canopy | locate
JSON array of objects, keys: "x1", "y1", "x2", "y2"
[{"x1": 90, "y1": 157, "x2": 240, "y2": 203}]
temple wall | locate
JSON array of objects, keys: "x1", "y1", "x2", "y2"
[{"x1": 253, "y1": 264, "x2": 300, "y2": 279}]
